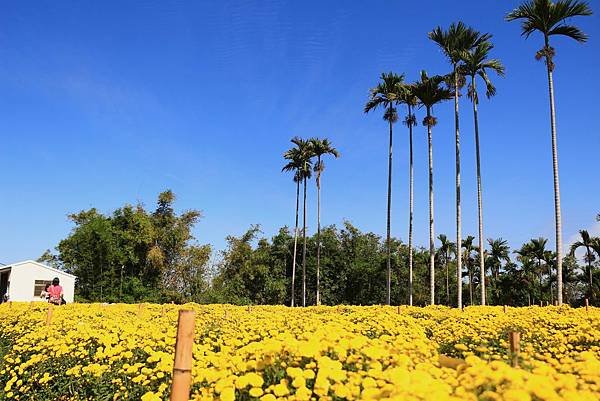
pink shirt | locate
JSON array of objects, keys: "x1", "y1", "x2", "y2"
[{"x1": 48, "y1": 285, "x2": 63, "y2": 300}]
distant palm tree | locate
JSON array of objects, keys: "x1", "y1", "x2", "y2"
[
  {"x1": 429, "y1": 22, "x2": 490, "y2": 309},
  {"x1": 570, "y1": 230, "x2": 598, "y2": 302},
  {"x1": 364, "y1": 72, "x2": 405, "y2": 305},
  {"x1": 460, "y1": 39, "x2": 505, "y2": 306},
  {"x1": 401, "y1": 83, "x2": 419, "y2": 306},
  {"x1": 412, "y1": 70, "x2": 452, "y2": 305},
  {"x1": 462, "y1": 235, "x2": 477, "y2": 305},
  {"x1": 487, "y1": 238, "x2": 510, "y2": 303},
  {"x1": 438, "y1": 234, "x2": 456, "y2": 306},
  {"x1": 283, "y1": 137, "x2": 313, "y2": 307},
  {"x1": 506, "y1": 0, "x2": 593, "y2": 305},
  {"x1": 310, "y1": 138, "x2": 339, "y2": 306},
  {"x1": 282, "y1": 143, "x2": 305, "y2": 307}
]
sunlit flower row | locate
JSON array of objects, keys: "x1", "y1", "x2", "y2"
[{"x1": 0, "y1": 303, "x2": 598, "y2": 401}]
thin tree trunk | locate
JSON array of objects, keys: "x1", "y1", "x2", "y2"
[
  {"x1": 386, "y1": 106, "x2": 393, "y2": 305},
  {"x1": 427, "y1": 108, "x2": 435, "y2": 305},
  {"x1": 316, "y1": 156, "x2": 322, "y2": 306},
  {"x1": 291, "y1": 180, "x2": 300, "y2": 307},
  {"x1": 545, "y1": 38, "x2": 563, "y2": 305},
  {"x1": 445, "y1": 250, "x2": 449, "y2": 306},
  {"x1": 469, "y1": 263, "x2": 473, "y2": 306},
  {"x1": 471, "y1": 77, "x2": 486, "y2": 306},
  {"x1": 408, "y1": 104, "x2": 414, "y2": 307},
  {"x1": 454, "y1": 65, "x2": 463, "y2": 309},
  {"x1": 302, "y1": 176, "x2": 308, "y2": 307},
  {"x1": 586, "y1": 247, "x2": 593, "y2": 302}
]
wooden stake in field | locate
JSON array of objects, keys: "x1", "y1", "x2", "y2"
[
  {"x1": 46, "y1": 306, "x2": 54, "y2": 326},
  {"x1": 508, "y1": 331, "x2": 520, "y2": 368},
  {"x1": 170, "y1": 310, "x2": 195, "y2": 401},
  {"x1": 585, "y1": 298, "x2": 589, "y2": 312},
  {"x1": 503, "y1": 305, "x2": 507, "y2": 314}
]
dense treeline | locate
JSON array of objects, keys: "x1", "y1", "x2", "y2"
[{"x1": 40, "y1": 190, "x2": 599, "y2": 306}]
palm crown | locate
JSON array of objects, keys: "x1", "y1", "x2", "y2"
[
  {"x1": 460, "y1": 41, "x2": 505, "y2": 102},
  {"x1": 429, "y1": 22, "x2": 491, "y2": 65},
  {"x1": 506, "y1": 0, "x2": 592, "y2": 69},
  {"x1": 282, "y1": 137, "x2": 313, "y2": 182},
  {"x1": 364, "y1": 72, "x2": 405, "y2": 123},
  {"x1": 412, "y1": 71, "x2": 452, "y2": 126}
]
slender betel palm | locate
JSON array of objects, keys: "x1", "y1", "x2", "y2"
[
  {"x1": 429, "y1": 22, "x2": 489, "y2": 309},
  {"x1": 282, "y1": 144, "x2": 305, "y2": 307},
  {"x1": 401, "y1": 84, "x2": 418, "y2": 306},
  {"x1": 460, "y1": 39, "x2": 505, "y2": 306},
  {"x1": 487, "y1": 238, "x2": 510, "y2": 304},
  {"x1": 438, "y1": 234, "x2": 456, "y2": 306},
  {"x1": 310, "y1": 138, "x2": 339, "y2": 306},
  {"x1": 364, "y1": 72, "x2": 404, "y2": 305},
  {"x1": 506, "y1": 0, "x2": 592, "y2": 305},
  {"x1": 283, "y1": 137, "x2": 313, "y2": 307},
  {"x1": 412, "y1": 70, "x2": 452, "y2": 305},
  {"x1": 570, "y1": 230, "x2": 598, "y2": 302}
]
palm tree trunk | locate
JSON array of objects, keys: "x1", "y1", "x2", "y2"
[
  {"x1": 469, "y1": 264, "x2": 473, "y2": 306},
  {"x1": 427, "y1": 108, "x2": 435, "y2": 306},
  {"x1": 454, "y1": 65, "x2": 463, "y2": 310},
  {"x1": 408, "y1": 104, "x2": 414, "y2": 307},
  {"x1": 586, "y1": 247, "x2": 593, "y2": 302},
  {"x1": 302, "y1": 176, "x2": 308, "y2": 307},
  {"x1": 445, "y1": 252, "x2": 449, "y2": 306},
  {"x1": 291, "y1": 180, "x2": 300, "y2": 307},
  {"x1": 545, "y1": 38, "x2": 563, "y2": 306},
  {"x1": 471, "y1": 77, "x2": 486, "y2": 306},
  {"x1": 386, "y1": 107, "x2": 393, "y2": 305},
  {"x1": 316, "y1": 157, "x2": 322, "y2": 306}
]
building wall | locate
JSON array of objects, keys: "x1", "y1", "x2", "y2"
[{"x1": 7, "y1": 262, "x2": 75, "y2": 303}]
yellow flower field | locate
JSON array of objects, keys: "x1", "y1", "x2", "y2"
[{"x1": 0, "y1": 303, "x2": 599, "y2": 401}]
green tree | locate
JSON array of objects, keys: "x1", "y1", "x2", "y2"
[
  {"x1": 309, "y1": 138, "x2": 339, "y2": 306},
  {"x1": 460, "y1": 39, "x2": 505, "y2": 306},
  {"x1": 401, "y1": 83, "x2": 419, "y2": 306},
  {"x1": 487, "y1": 238, "x2": 511, "y2": 304},
  {"x1": 282, "y1": 138, "x2": 312, "y2": 306},
  {"x1": 506, "y1": 0, "x2": 593, "y2": 305},
  {"x1": 429, "y1": 22, "x2": 490, "y2": 308},
  {"x1": 364, "y1": 72, "x2": 405, "y2": 305},
  {"x1": 570, "y1": 230, "x2": 598, "y2": 302},
  {"x1": 462, "y1": 235, "x2": 478, "y2": 305},
  {"x1": 437, "y1": 234, "x2": 456, "y2": 306},
  {"x1": 412, "y1": 70, "x2": 452, "y2": 305}
]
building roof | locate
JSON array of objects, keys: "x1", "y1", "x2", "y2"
[{"x1": 0, "y1": 260, "x2": 77, "y2": 279}]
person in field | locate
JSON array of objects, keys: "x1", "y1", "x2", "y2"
[
  {"x1": 48, "y1": 277, "x2": 64, "y2": 305},
  {"x1": 40, "y1": 283, "x2": 50, "y2": 301}
]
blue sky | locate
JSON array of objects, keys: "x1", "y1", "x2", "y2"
[{"x1": 0, "y1": 0, "x2": 598, "y2": 263}]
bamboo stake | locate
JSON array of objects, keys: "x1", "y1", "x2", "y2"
[
  {"x1": 585, "y1": 298, "x2": 589, "y2": 312},
  {"x1": 503, "y1": 305, "x2": 507, "y2": 314},
  {"x1": 46, "y1": 306, "x2": 53, "y2": 326},
  {"x1": 508, "y1": 331, "x2": 520, "y2": 368},
  {"x1": 397, "y1": 305, "x2": 400, "y2": 314},
  {"x1": 170, "y1": 310, "x2": 195, "y2": 401}
]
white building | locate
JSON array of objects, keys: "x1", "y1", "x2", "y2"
[{"x1": 0, "y1": 260, "x2": 76, "y2": 303}]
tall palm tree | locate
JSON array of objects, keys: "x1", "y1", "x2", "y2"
[
  {"x1": 460, "y1": 39, "x2": 505, "y2": 306},
  {"x1": 310, "y1": 138, "x2": 339, "y2": 306},
  {"x1": 487, "y1": 238, "x2": 510, "y2": 304},
  {"x1": 429, "y1": 22, "x2": 490, "y2": 310},
  {"x1": 570, "y1": 230, "x2": 598, "y2": 302},
  {"x1": 296, "y1": 138, "x2": 314, "y2": 307},
  {"x1": 401, "y1": 84, "x2": 419, "y2": 306},
  {"x1": 506, "y1": 0, "x2": 593, "y2": 305},
  {"x1": 412, "y1": 70, "x2": 452, "y2": 305},
  {"x1": 364, "y1": 72, "x2": 405, "y2": 305},
  {"x1": 438, "y1": 234, "x2": 456, "y2": 306},
  {"x1": 282, "y1": 142, "x2": 306, "y2": 307}
]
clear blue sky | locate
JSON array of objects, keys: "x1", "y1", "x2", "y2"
[{"x1": 0, "y1": 1, "x2": 598, "y2": 263}]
